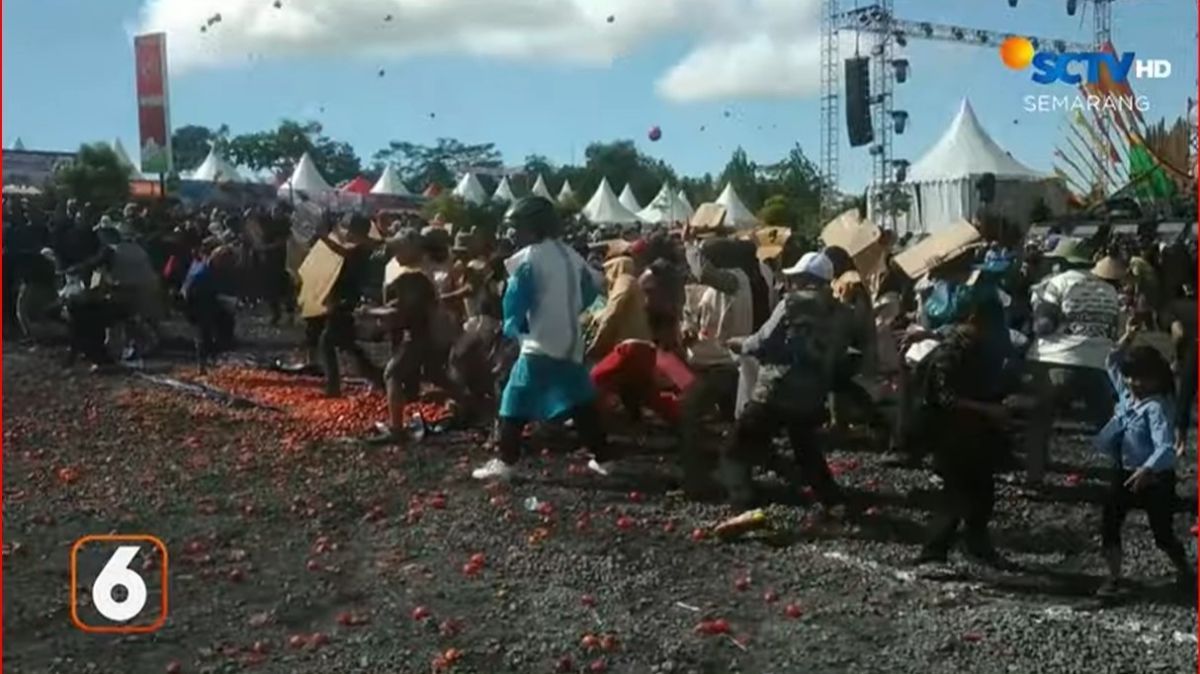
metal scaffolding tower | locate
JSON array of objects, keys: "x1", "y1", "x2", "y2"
[
  {"x1": 1092, "y1": 0, "x2": 1113, "y2": 47},
  {"x1": 818, "y1": 2, "x2": 1095, "y2": 226},
  {"x1": 868, "y1": 0, "x2": 895, "y2": 227},
  {"x1": 819, "y1": 0, "x2": 840, "y2": 216}
]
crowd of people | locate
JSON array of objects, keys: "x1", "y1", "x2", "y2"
[{"x1": 3, "y1": 192, "x2": 1197, "y2": 596}]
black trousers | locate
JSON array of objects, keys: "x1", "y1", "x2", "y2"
[
  {"x1": 1176, "y1": 342, "x2": 1196, "y2": 431},
  {"x1": 1101, "y1": 467, "x2": 1189, "y2": 570},
  {"x1": 719, "y1": 401, "x2": 842, "y2": 508},
  {"x1": 496, "y1": 405, "x2": 609, "y2": 466},
  {"x1": 678, "y1": 365, "x2": 738, "y2": 487},
  {"x1": 317, "y1": 310, "x2": 381, "y2": 395},
  {"x1": 66, "y1": 297, "x2": 123, "y2": 366},
  {"x1": 924, "y1": 461, "x2": 996, "y2": 556},
  {"x1": 185, "y1": 295, "x2": 234, "y2": 359}
]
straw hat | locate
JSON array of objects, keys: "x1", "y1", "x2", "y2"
[
  {"x1": 1090, "y1": 256, "x2": 1127, "y2": 282},
  {"x1": 753, "y1": 226, "x2": 791, "y2": 261},
  {"x1": 1046, "y1": 237, "x2": 1091, "y2": 265}
]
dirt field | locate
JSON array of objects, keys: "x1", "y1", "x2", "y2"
[{"x1": 3, "y1": 318, "x2": 1197, "y2": 674}]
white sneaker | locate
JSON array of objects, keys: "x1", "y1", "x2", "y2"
[
  {"x1": 472, "y1": 458, "x2": 516, "y2": 481},
  {"x1": 587, "y1": 459, "x2": 617, "y2": 477}
]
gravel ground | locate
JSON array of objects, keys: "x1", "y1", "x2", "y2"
[{"x1": 3, "y1": 316, "x2": 1197, "y2": 674}]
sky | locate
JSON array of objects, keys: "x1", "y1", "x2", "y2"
[{"x1": 2, "y1": 0, "x2": 1196, "y2": 192}]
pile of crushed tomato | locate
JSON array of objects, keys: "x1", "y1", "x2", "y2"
[{"x1": 195, "y1": 366, "x2": 453, "y2": 446}]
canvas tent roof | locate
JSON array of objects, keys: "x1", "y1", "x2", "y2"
[
  {"x1": 453, "y1": 172, "x2": 488, "y2": 205},
  {"x1": 493, "y1": 176, "x2": 517, "y2": 203},
  {"x1": 910, "y1": 99, "x2": 1044, "y2": 182},
  {"x1": 279, "y1": 152, "x2": 334, "y2": 196},
  {"x1": 715, "y1": 183, "x2": 758, "y2": 229},
  {"x1": 637, "y1": 184, "x2": 689, "y2": 225},
  {"x1": 582, "y1": 178, "x2": 641, "y2": 225},
  {"x1": 558, "y1": 179, "x2": 576, "y2": 203},
  {"x1": 340, "y1": 176, "x2": 372, "y2": 195},
  {"x1": 677, "y1": 190, "x2": 695, "y2": 218},
  {"x1": 371, "y1": 166, "x2": 412, "y2": 196},
  {"x1": 11, "y1": 137, "x2": 25, "y2": 151},
  {"x1": 618, "y1": 184, "x2": 642, "y2": 213},
  {"x1": 531, "y1": 174, "x2": 554, "y2": 200},
  {"x1": 190, "y1": 146, "x2": 244, "y2": 183},
  {"x1": 112, "y1": 138, "x2": 146, "y2": 179}
]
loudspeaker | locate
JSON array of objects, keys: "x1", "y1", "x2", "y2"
[
  {"x1": 845, "y1": 57, "x2": 874, "y2": 147},
  {"x1": 976, "y1": 172, "x2": 996, "y2": 204}
]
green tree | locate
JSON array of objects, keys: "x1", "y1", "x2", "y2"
[
  {"x1": 679, "y1": 173, "x2": 716, "y2": 206},
  {"x1": 171, "y1": 124, "x2": 230, "y2": 172},
  {"x1": 421, "y1": 193, "x2": 504, "y2": 239},
  {"x1": 374, "y1": 138, "x2": 502, "y2": 191},
  {"x1": 227, "y1": 120, "x2": 362, "y2": 184},
  {"x1": 719, "y1": 147, "x2": 761, "y2": 210},
  {"x1": 55, "y1": 143, "x2": 131, "y2": 210},
  {"x1": 762, "y1": 144, "x2": 822, "y2": 226},
  {"x1": 758, "y1": 195, "x2": 795, "y2": 228}
]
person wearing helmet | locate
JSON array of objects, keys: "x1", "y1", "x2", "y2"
[{"x1": 471, "y1": 197, "x2": 615, "y2": 481}]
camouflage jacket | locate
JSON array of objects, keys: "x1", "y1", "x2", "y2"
[{"x1": 741, "y1": 287, "x2": 851, "y2": 415}]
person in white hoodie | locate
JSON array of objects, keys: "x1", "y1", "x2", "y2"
[{"x1": 472, "y1": 197, "x2": 615, "y2": 481}]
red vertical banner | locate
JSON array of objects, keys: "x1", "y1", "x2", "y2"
[{"x1": 134, "y1": 33, "x2": 173, "y2": 175}]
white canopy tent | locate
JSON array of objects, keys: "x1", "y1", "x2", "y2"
[
  {"x1": 112, "y1": 138, "x2": 146, "y2": 179},
  {"x1": 189, "y1": 146, "x2": 243, "y2": 183},
  {"x1": 677, "y1": 190, "x2": 695, "y2": 219},
  {"x1": 715, "y1": 183, "x2": 758, "y2": 229},
  {"x1": 558, "y1": 179, "x2": 576, "y2": 204},
  {"x1": 637, "y1": 184, "x2": 689, "y2": 226},
  {"x1": 370, "y1": 165, "x2": 413, "y2": 196},
  {"x1": 582, "y1": 178, "x2": 641, "y2": 225},
  {"x1": 618, "y1": 184, "x2": 642, "y2": 213},
  {"x1": 871, "y1": 98, "x2": 1068, "y2": 234},
  {"x1": 453, "y1": 172, "x2": 488, "y2": 205},
  {"x1": 531, "y1": 174, "x2": 554, "y2": 200},
  {"x1": 278, "y1": 152, "x2": 334, "y2": 199},
  {"x1": 493, "y1": 176, "x2": 517, "y2": 204}
]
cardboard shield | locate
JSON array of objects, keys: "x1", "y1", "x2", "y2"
[
  {"x1": 893, "y1": 220, "x2": 982, "y2": 279},
  {"x1": 296, "y1": 239, "x2": 345, "y2": 319}
]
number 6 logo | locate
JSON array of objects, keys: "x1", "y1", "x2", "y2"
[{"x1": 70, "y1": 535, "x2": 168, "y2": 633}]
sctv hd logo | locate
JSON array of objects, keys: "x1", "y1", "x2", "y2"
[{"x1": 1000, "y1": 37, "x2": 1171, "y2": 84}]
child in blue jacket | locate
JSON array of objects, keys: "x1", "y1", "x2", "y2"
[{"x1": 1095, "y1": 319, "x2": 1195, "y2": 596}]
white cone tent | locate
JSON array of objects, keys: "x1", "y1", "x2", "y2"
[
  {"x1": 715, "y1": 183, "x2": 758, "y2": 229},
  {"x1": 618, "y1": 184, "x2": 642, "y2": 213},
  {"x1": 453, "y1": 172, "x2": 488, "y2": 205},
  {"x1": 493, "y1": 175, "x2": 517, "y2": 203},
  {"x1": 370, "y1": 165, "x2": 413, "y2": 196},
  {"x1": 278, "y1": 152, "x2": 334, "y2": 198},
  {"x1": 637, "y1": 184, "x2": 689, "y2": 225},
  {"x1": 869, "y1": 98, "x2": 1065, "y2": 233},
  {"x1": 582, "y1": 178, "x2": 641, "y2": 225},
  {"x1": 558, "y1": 179, "x2": 576, "y2": 204},
  {"x1": 677, "y1": 189, "x2": 695, "y2": 219},
  {"x1": 112, "y1": 138, "x2": 146, "y2": 179},
  {"x1": 531, "y1": 174, "x2": 554, "y2": 200},
  {"x1": 190, "y1": 146, "x2": 244, "y2": 182},
  {"x1": 11, "y1": 137, "x2": 25, "y2": 151}
]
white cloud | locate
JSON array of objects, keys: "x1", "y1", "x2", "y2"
[{"x1": 134, "y1": 0, "x2": 860, "y2": 102}]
